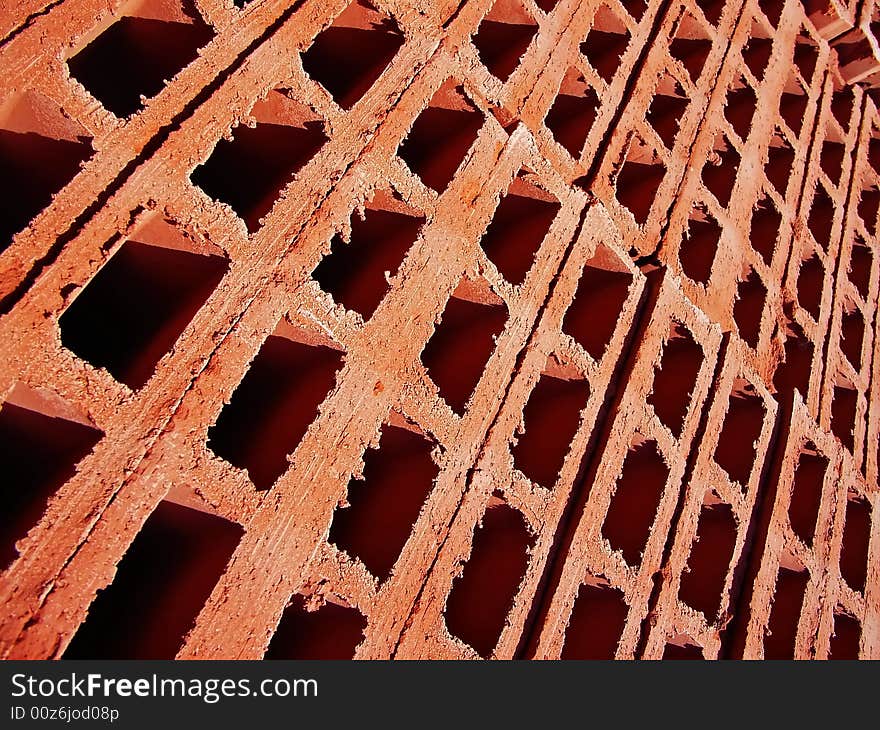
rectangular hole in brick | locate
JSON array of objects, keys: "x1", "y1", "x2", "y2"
[
  {"x1": 479, "y1": 174, "x2": 560, "y2": 285},
  {"x1": 663, "y1": 635, "x2": 705, "y2": 659},
  {"x1": 788, "y1": 446, "x2": 828, "y2": 547},
  {"x1": 742, "y1": 22, "x2": 773, "y2": 82},
  {"x1": 545, "y1": 67, "x2": 599, "y2": 159},
  {"x1": 840, "y1": 493, "x2": 871, "y2": 593},
  {"x1": 265, "y1": 595, "x2": 367, "y2": 659},
  {"x1": 679, "y1": 205, "x2": 721, "y2": 285},
  {"x1": 820, "y1": 139, "x2": 845, "y2": 186},
  {"x1": 329, "y1": 423, "x2": 439, "y2": 581},
  {"x1": 191, "y1": 90, "x2": 328, "y2": 233},
  {"x1": 421, "y1": 284, "x2": 508, "y2": 414},
  {"x1": 511, "y1": 368, "x2": 591, "y2": 489},
  {"x1": 733, "y1": 266, "x2": 767, "y2": 348},
  {"x1": 301, "y1": 1, "x2": 404, "y2": 110},
  {"x1": 807, "y1": 183, "x2": 835, "y2": 251},
  {"x1": 724, "y1": 76, "x2": 757, "y2": 141},
  {"x1": 0, "y1": 91, "x2": 93, "y2": 251},
  {"x1": 561, "y1": 244, "x2": 633, "y2": 360},
  {"x1": 397, "y1": 81, "x2": 484, "y2": 193},
  {"x1": 796, "y1": 252, "x2": 824, "y2": 320},
  {"x1": 779, "y1": 75, "x2": 808, "y2": 137},
  {"x1": 620, "y1": 0, "x2": 647, "y2": 21},
  {"x1": 67, "y1": 0, "x2": 214, "y2": 118},
  {"x1": 581, "y1": 4, "x2": 631, "y2": 84},
  {"x1": 764, "y1": 563, "x2": 808, "y2": 659},
  {"x1": 0, "y1": 385, "x2": 102, "y2": 569},
  {"x1": 669, "y1": 12, "x2": 713, "y2": 84},
  {"x1": 869, "y1": 136, "x2": 880, "y2": 175},
  {"x1": 646, "y1": 74, "x2": 689, "y2": 150},
  {"x1": 443, "y1": 498, "x2": 535, "y2": 658},
  {"x1": 773, "y1": 320, "x2": 813, "y2": 400},
  {"x1": 840, "y1": 304, "x2": 865, "y2": 371},
  {"x1": 714, "y1": 379, "x2": 766, "y2": 486},
  {"x1": 830, "y1": 88, "x2": 854, "y2": 132},
  {"x1": 698, "y1": 0, "x2": 727, "y2": 26},
  {"x1": 536, "y1": 0, "x2": 561, "y2": 11},
  {"x1": 601, "y1": 436, "x2": 670, "y2": 566},
  {"x1": 758, "y1": 0, "x2": 783, "y2": 26},
  {"x1": 614, "y1": 139, "x2": 666, "y2": 225},
  {"x1": 793, "y1": 28, "x2": 819, "y2": 85},
  {"x1": 59, "y1": 217, "x2": 228, "y2": 390},
  {"x1": 678, "y1": 495, "x2": 738, "y2": 620},
  {"x1": 829, "y1": 611, "x2": 861, "y2": 659},
  {"x1": 473, "y1": 0, "x2": 538, "y2": 82},
  {"x1": 64, "y1": 501, "x2": 242, "y2": 659},
  {"x1": 701, "y1": 134, "x2": 739, "y2": 207},
  {"x1": 560, "y1": 577, "x2": 628, "y2": 659},
  {"x1": 312, "y1": 194, "x2": 425, "y2": 320},
  {"x1": 749, "y1": 195, "x2": 781, "y2": 265},
  {"x1": 830, "y1": 379, "x2": 857, "y2": 452},
  {"x1": 857, "y1": 185, "x2": 879, "y2": 236},
  {"x1": 848, "y1": 237, "x2": 872, "y2": 299},
  {"x1": 765, "y1": 130, "x2": 795, "y2": 196},
  {"x1": 208, "y1": 325, "x2": 343, "y2": 490},
  {"x1": 647, "y1": 322, "x2": 704, "y2": 437}
]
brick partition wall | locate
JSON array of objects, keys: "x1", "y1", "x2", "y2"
[{"x1": 0, "y1": 0, "x2": 877, "y2": 660}]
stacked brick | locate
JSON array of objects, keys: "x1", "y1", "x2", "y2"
[{"x1": 0, "y1": 0, "x2": 876, "y2": 661}]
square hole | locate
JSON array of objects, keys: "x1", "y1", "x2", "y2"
[
  {"x1": 561, "y1": 577, "x2": 628, "y2": 659},
  {"x1": 647, "y1": 322, "x2": 704, "y2": 437},
  {"x1": 724, "y1": 76, "x2": 757, "y2": 140},
  {"x1": 807, "y1": 183, "x2": 835, "y2": 251},
  {"x1": 765, "y1": 130, "x2": 794, "y2": 197},
  {"x1": 679, "y1": 205, "x2": 721, "y2": 285},
  {"x1": 615, "y1": 139, "x2": 666, "y2": 225},
  {"x1": 473, "y1": 0, "x2": 538, "y2": 82},
  {"x1": 714, "y1": 380, "x2": 765, "y2": 486},
  {"x1": 848, "y1": 237, "x2": 872, "y2": 299},
  {"x1": 796, "y1": 252, "x2": 824, "y2": 320},
  {"x1": 266, "y1": 595, "x2": 366, "y2": 659},
  {"x1": 581, "y1": 5, "x2": 631, "y2": 84},
  {"x1": 779, "y1": 75, "x2": 808, "y2": 137},
  {"x1": 742, "y1": 21, "x2": 772, "y2": 82},
  {"x1": 733, "y1": 266, "x2": 766, "y2": 348},
  {"x1": 669, "y1": 12, "x2": 713, "y2": 84},
  {"x1": 840, "y1": 304, "x2": 865, "y2": 371},
  {"x1": 793, "y1": 29, "x2": 819, "y2": 86},
  {"x1": 749, "y1": 195, "x2": 781, "y2": 265},
  {"x1": 764, "y1": 563, "x2": 808, "y2": 659},
  {"x1": 545, "y1": 67, "x2": 600, "y2": 159},
  {"x1": 788, "y1": 446, "x2": 828, "y2": 547},
  {"x1": 701, "y1": 134, "x2": 740, "y2": 208},
  {"x1": 646, "y1": 74, "x2": 689, "y2": 150},
  {"x1": 773, "y1": 320, "x2": 813, "y2": 401},
  {"x1": 830, "y1": 378, "x2": 857, "y2": 452},
  {"x1": 820, "y1": 139, "x2": 845, "y2": 187},
  {"x1": 59, "y1": 217, "x2": 228, "y2": 390},
  {"x1": 857, "y1": 185, "x2": 879, "y2": 236}
]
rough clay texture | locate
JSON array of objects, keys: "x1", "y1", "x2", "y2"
[{"x1": 0, "y1": 0, "x2": 878, "y2": 660}]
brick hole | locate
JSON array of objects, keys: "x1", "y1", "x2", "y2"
[
  {"x1": 793, "y1": 29, "x2": 819, "y2": 86},
  {"x1": 765, "y1": 130, "x2": 795, "y2": 196},
  {"x1": 807, "y1": 184, "x2": 835, "y2": 251},
  {"x1": 820, "y1": 139, "x2": 845, "y2": 186},
  {"x1": 757, "y1": 0, "x2": 783, "y2": 26},
  {"x1": 701, "y1": 134, "x2": 739, "y2": 208},
  {"x1": 479, "y1": 174, "x2": 561, "y2": 285},
  {"x1": 840, "y1": 494, "x2": 871, "y2": 593},
  {"x1": 669, "y1": 12, "x2": 713, "y2": 84},
  {"x1": 265, "y1": 595, "x2": 367, "y2": 659},
  {"x1": 312, "y1": 198, "x2": 425, "y2": 320},
  {"x1": 830, "y1": 378, "x2": 857, "y2": 451},
  {"x1": 857, "y1": 185, "x2": 879, "y2": 236},
  {"x1": 839, "y1": 304, "x2": 865, "y2": 371},
  {"x1": 473, "y1": 0, "x2": 538, "y2": 82},
  {"x1": 67, "y1": 0, "x2": 214, "y2": 118},
  {"x1": 207, "y1": 323, "x2": 345, "y2": 490},
  {"x1": 646, "y1": 74, "x2": 689, "y2": 150},
  {"x1": 662, "y1": 635, "x2": 705, "y2": 659},
  {"x1": 561, "y1": 244, "x2": 633, "y2": 360},
  {"x1": 602, "y1": 436, "x2": 670, "y2": 566},
  {"x1": 714, "y1": 380, "x2": 766, "y2": 486},
  {"x1": 848, "y1": 237, "x2": 872, "y2": 299},
  {"x1": 443, "y1": 499, "x2": 535, "y2": 658},
  {"x1": 421, "y1": 287, "x2": 508, "y2": 415},
  {"x1": 0, "y1": 386, "x2": 102, "y2": 569},
  {"x1": 796, "y1": 252, "x2": 824, "y2": 320},
  {"x1": 724, "y1": 77, "x2": 757, "y2": 140},
  {"x1": 397, "y1": 81, "x2": 484, "y2": 193},
  {"x1": 830, "y1": 89, "x2": 854, "y2": 132},
  {"x1": 560, "y1": 577, "x2": 628, "y2": 659},
  {"x1": 788, "y1": 447, "x2": 828, "y2": 547},
  {"x1": 191, "y1": 90, "x2": 328, "y2": 233},
  {"x1": 581, "y1": 4, "x2": 631, "y2": 84},
  {"x1": 301, "y1": 1, "x2": 404, "y2": 110},
  {"x1": 329, "y1": 423, "x2": 439, "y2": 581},
  {"x1": 511, "y1": 369, "x2": 591, "y2": 489},
  {"x1": 869, "y1": 136, "x2": 880, "y2": 175},
  {"x1": 733, "y1": 266, "x2": 767, "y2": 348},
  {"x1": 764, "y1": 563, "x2": 809, "y2": 659},
  {"x1": 620, "y1": 0, "x2": 648, "y2": 21},
  {"x1": 59, "y1": 218, "x2": 229, "y2": 390},
  {"x1": 0, "y1": 92, "x2": 94, "y2": 250},
  {"x1": 615, "y1": 140, "x2": 666, "y2": 225},
  {"x1": 749, "y1": 195, "x2": 781, "y2": 265},
  {"x1": 647, "y1": 322, "x2": 704, "y2": 436},
  {"x1": 64, "y1": 501, "x2": 242, "y2": 659},
  {"x1": 773, "y1": 320, "x2": 813, "y2": 399},
  {"x1": 545, "y1": 67, "x2": 599, "y2": 159},
  {"x1": 742, "y1": 24, "x2": 773, "y2": 82},
  {"x1": 679, "y1": 205, "x2": 721, "y2": 285},
  {"x1": 829, "y1": 611, "x2": 861, "y2": 659},
  {"x1": 697, "y1": 0, "x2": 727, "y2": 26},
  {"x1": 536, "y1": 0, "x2": 561, "y2": 11},
  {"x1": 779, "y1": 76, "x2": 808, "y2": 137},
  {"x1": 678, "y1": 496, "x2": 738, "y2": 620}
]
